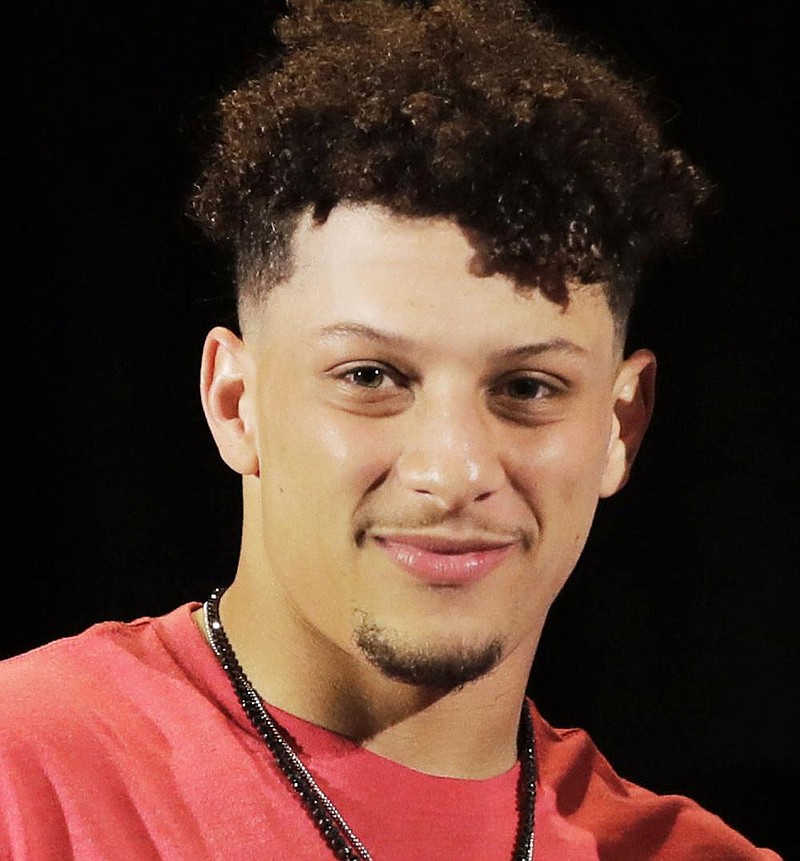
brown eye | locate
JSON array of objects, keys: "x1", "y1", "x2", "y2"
[
  {"x1": 345, "y1": 366, "x2": 385, "y2": 388},
  {"x1": 504, "y1": 377, "x2": 548, "y2": 399}
]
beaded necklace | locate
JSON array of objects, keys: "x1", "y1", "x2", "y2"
[{"x1": 204, "y1": 585, "x2": 536, "y2": 860}]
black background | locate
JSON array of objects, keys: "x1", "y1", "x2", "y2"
[{"x1": 19, "y1": 2, "x2": 796, "y2": 858}]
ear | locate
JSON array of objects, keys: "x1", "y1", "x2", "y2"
[
  {"x1": 600, "y1": 348, "x2": 656, "y2": 498},
  {"x1": 200, "y1": 326, "x2": 260, "y2": 476}
]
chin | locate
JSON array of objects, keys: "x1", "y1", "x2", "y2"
[{"x1": 353, "y1": 616, "x2": 504, "y2": 691}]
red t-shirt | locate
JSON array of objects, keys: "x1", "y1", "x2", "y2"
[{"x1": 0, "y1": 604, "x2": 781, "y2": 860}]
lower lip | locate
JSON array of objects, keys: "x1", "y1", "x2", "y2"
[{"x1": 376, "y1": 539, "x2": 514, "y2": 586}]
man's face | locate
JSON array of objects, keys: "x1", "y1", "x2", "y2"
[{"x1": 228, "y1": 205, "x2": 649, "y2": 689}]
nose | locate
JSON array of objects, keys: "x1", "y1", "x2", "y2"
[{"x1": 394, "y1": 388, "x2": 506, "y2": 511}]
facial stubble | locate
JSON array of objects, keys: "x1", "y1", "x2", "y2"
[{"x1": 354, "y1": 616, "x2": 504, "y2": 690}]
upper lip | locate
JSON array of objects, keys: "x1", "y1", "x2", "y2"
[{"x1": 372, "y1": 531, "x2": 517, "y2": 554}]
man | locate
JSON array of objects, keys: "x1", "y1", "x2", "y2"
[{"x1": 1, "y1": 1, "x2": 782, "y2": 859}]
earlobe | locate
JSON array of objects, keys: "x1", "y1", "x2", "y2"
[
  {"x1": 200, "y1": 326, "x2": 260, "y2": 476},
  {"x1": 600, "y1": 348, "x2": 656, "y2": 498}
]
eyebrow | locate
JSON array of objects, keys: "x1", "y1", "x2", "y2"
[
  {"x1": 315, "y1": 322, "x2": 413, "y2": 348},
  {"x1": 315, "y1": 322, "x2": 587, "y2": 358},
  {"x1": 492, "y1": 338, "x2": 588, "y2": 360}
]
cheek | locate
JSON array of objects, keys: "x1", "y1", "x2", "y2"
[
  {"x1": 312, "y1": 420, "x2": 384, "y2": 474},
  {"x1": 517, "y1": 414, "x2": 612, "y2": 511},
  {"x1": 312, "y1": 414, "x2": 400, "y2": 485},
  {"x1": 262, "y1": 406, "x2": 395, "y2": 510}
]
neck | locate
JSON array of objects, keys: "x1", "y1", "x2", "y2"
[{"x1": 196, "y1": 576, "x2": 540, "y2": 779}]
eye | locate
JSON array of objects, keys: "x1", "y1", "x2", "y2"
[
  {"x1": 331, "y1": 362, "x2": 410, "y2": 398},
  {"x1": 336, "y1": 364, "x2": 400, "y2": 389},
  {"x1": 343, "y1": 365, "x2": 386, "y2": 388},
  {"x1": 489, "y1": 372, "x2": 565, "y2": 423},
  {"x1": 503, "y1": 377, "x2": 549, "y2": 399},
  {"x1": 493, "y1": 375, "x2": 555, "y2": 400},
  {"x1": 329, "y1": 361, "x2": 412, "y2": 415}
]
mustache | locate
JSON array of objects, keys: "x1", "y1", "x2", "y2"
[{"x1": 353, "y1": 509, "x2": 534, "y2": 551}]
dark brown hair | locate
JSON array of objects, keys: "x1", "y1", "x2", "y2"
[{"x1": 190, "y1": 0, "x2": 710, "y2": 326}]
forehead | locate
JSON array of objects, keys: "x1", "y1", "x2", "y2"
[{"x1": 242, "y1": 205, "x2": 618, "y2": 359}]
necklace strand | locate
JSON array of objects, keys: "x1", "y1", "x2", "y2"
[{"x1": 204, "y1": 585, "x2": 536, "y2": 860}]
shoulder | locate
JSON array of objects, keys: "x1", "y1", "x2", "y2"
[
  {"x1": 0, "y1": 602, "x2": 248, "y2": 858},
  {"x1": 527, "y1": 700, "x2": 782, "y2": 861},
  {"x1": 0, "y1": 604, "x2": 201, "y2": 747},
  {"x1": 0, "y1": 604, "x2": 214, "y2": 842}
]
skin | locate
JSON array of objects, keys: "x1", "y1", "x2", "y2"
[{"x1": 198, "y1": 204, "x2": 655, "y2": 779}]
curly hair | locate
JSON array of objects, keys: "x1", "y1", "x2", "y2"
[{"x1": 189, "y1": 0, "x2": 710, "y2": 326}]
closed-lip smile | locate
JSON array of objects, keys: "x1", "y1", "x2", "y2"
[{"x1": 372, "y1": 531, "x2": 518, "y2": 585}]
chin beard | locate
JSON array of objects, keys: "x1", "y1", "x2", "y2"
[{"x1": 353, "y1": 618, "x2": 503, "y2": 691}]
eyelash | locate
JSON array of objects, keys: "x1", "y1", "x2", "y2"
[
  {"x1": 490, "y1": 375, "x2": 559, "y2": 401},
  {"x1": 337, "y1": 364, "x2": 405, "y2": 389}
]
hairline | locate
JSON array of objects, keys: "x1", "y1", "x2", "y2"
[{"x1": 235, "y1": 203, "x2": 631, "y2": 350}]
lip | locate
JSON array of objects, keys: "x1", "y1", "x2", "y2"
[{"x1": 373, "y1": 533, "x2": 516, "y2": 586}]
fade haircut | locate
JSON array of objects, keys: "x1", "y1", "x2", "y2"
[{"x1": 189, "y1": 0, "x2": 710, "y2": 329}]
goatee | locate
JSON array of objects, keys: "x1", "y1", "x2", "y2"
[{"x1": 354, "y1": 618, "x2": 503, "y2": 690}]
